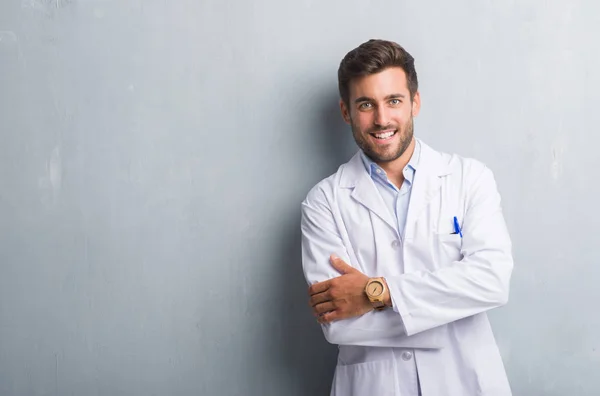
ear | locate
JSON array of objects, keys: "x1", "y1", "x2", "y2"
[
  {"x1": 411, "y1": 91, "x2": 421, "y2": 117},
  {"x1": 340, "y1": 99, "x2": 351, "y2": 125}
]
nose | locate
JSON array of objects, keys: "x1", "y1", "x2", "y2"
[{"x1": 374, "y1": 106, "x2": 390, "y2": 127}]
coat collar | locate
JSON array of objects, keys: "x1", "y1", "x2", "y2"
[{"x1": 339, "y1": 139, "x2": 452, "y2": 237}]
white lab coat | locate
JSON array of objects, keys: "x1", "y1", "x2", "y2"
[{"x1": 301, "y1": 139, "x2": 513, "y2": 396}]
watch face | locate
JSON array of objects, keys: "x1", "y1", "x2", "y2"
[{"x1": 368, "y1": 281, "x2": 384, "y2": 297}]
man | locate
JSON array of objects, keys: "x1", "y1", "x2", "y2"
[{"x1": 301, "y1": 39, "x2": 513, "y2": 396}]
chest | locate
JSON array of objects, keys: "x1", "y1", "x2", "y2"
[{"x1": 336, "y1": 177, "x2": 467, "y2": 277}]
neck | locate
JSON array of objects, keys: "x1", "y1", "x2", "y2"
[{"x1": 377, "y1": 138, "x2": 416, "y2": 187}]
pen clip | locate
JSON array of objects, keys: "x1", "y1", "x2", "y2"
[{"x1": 453, "y1": 216, "x2": 463, "y2": 238}]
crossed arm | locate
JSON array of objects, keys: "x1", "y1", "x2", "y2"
[
  {"x1": 301, "y1": 166, "x2": 513, "y2": 345},
  {"x1": 308, "y1": 254, "x2": 391, "y2": 324}
]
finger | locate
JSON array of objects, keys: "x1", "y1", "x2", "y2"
[
  {"x1": 317, "y1": 310, "x2": 339, "y2": 324},
  {"x1": 312, "y1": 301, "x2": 335, "y2": 316},
  {"x1": 320, "y1": 307, "x2": 357, "y2": 324},
  {"x1": 308, "y1": 280, "x2": 330, "y2": 296},
  {"x1": 330, "y1": 254, "x2": 356, "y2": 274},
  {"x1": 309, "y1": 291, "x2": 332, "y2": 307}
]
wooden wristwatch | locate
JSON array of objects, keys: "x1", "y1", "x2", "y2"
[{"x1": 364, "y1": 277, "x2": 387, "y2": 311}]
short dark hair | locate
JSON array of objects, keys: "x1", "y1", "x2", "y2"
[{"x1": 338, "y1": 39, "x2": 419, "y2": 105}]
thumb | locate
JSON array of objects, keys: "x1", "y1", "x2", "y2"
[{"x1": 330, "y1": 254, "x2": 356, "y2": 274}]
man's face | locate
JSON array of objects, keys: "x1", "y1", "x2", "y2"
[{"x1": 340, "y1": 67, "x2": 421, "y2": 163}]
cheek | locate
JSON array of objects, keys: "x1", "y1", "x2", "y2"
[
  {"x1": 392, "y1": 109, "x2": 411, "y2": 125},
  {"x1": 353, "y1": 113, "x2": 374, "y2": 131}
]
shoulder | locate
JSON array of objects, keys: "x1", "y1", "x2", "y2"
[
  {"x1": 450, "y1": 153, "x2": 491, "y2": 182},
  {"x1": 421, "y1": 143, "x2": 503, "y2": 207},
  {"x1": 302, "y1": 154, "x2": 358, "y2": 207},
  {"x1": 303, "y1": 174, "x2": 337, "y2": 208},
  {"x1": 422, "y1": 140, "x2": 495, "y2": 184}
]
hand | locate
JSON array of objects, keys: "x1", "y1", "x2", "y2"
[{"x1": 308, "y1": 255, "x2": 372, "y2": 324}]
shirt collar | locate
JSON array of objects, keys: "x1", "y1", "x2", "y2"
[{"x1": 361, "y1": 139, "x2": 421, "y2": 182}]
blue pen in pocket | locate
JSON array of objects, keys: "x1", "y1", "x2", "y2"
[{"x1": 453, "y1": 216, "x2": 463, "y2": 238}]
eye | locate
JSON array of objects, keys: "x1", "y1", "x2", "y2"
[
  {"x1": 389, "y1": 99, "x2": 401, "y2": 105},
  {"x1": 358, "y1": 102, "x2": 373, "y2": 110}
]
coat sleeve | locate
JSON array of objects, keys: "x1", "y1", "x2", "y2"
[
  {"x1": 301, "y1": 184, "x2": 424, "y2": 347},
  {"x1": 387, "y1": 164, "x2": 514, "y2": 336}
]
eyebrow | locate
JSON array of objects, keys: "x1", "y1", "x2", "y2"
[{"x1": 354, "y1": 93, "x2": 407, "y2": 104}]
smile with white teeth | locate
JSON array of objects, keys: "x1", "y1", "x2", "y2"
[{"x1": 372, "y1": 130, "x2": 396, "y2": 139}]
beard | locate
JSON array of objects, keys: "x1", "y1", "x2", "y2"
[{"x1": 351, "y1": 116, "x2": 414, "y2": 163}]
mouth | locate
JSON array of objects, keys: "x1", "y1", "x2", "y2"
[{"x1": 369, "y1": 129, "x2": 397, "y2": 142}]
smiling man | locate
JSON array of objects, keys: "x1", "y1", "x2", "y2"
[{"x1": 301, "y1": 39, "x2": 514, "y2": 396}]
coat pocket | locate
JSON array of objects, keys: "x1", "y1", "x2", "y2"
[
  {"x1": 332, "y1": 359, "x2": 398, "y2": 396},
  {"x1": 434, "y1": 233, "x2": 463, "y2": 264}
]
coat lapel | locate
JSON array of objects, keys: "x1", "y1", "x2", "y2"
[
  {"x1": 338, "y1": 140, "x2": 452, "y2": 238},
  {"x1": 340, "y1": 152, "x2": 398, "y2": 233},
  {"x1": 404, "y1": 140, "x2": 452, "y2": 239}
]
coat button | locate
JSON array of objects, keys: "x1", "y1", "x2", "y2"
[
  {"x1": 391, "y1": 240, "x2": 401, "y2": 249},
  {"x1": 401, "y1": 351, "x2": 413, "y2": 361}
]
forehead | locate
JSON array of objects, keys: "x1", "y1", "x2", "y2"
[{"x1": 348, "y1": 67, "x2": 410, "y2": 100}]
